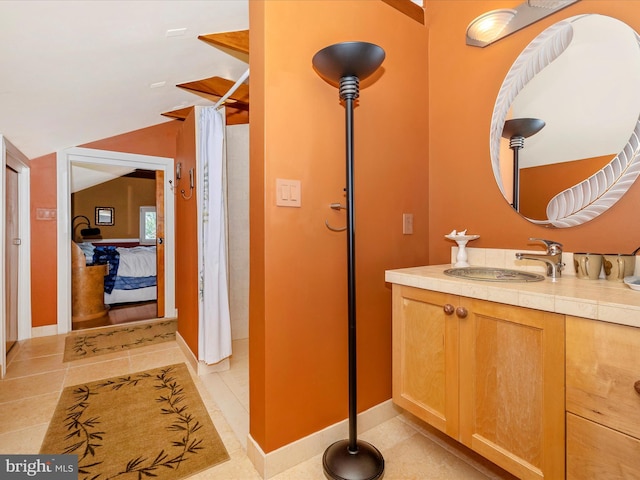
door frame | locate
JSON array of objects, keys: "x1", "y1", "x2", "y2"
[
  {"x1": 0, "y1": 136, "x2": 31, "y2": 377},
  {"x1": 56, "y1": 147, "x2": 176, "y2": 334}
]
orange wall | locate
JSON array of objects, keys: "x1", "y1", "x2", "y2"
[
  {"x1": 30, "y1": 121, "x2": 180, "y2": 328},
  {"x1": 519, "y1": 154, "x2": 612, "y2": 220},
  {"x1": 30, "y1": 156, "x2": 59, "y2": 327},
  {"x1": 249, "y1": 1, "x2": 429, "y2": 452},
  {"x1": 249, "y1": 0, "x2": 267, "y2": 448},
  {"x1": 174, "y1": 112, "x2": 199, "y2": 355},
  {"x1": 427, "y1": 1, "x2": 640, "y2": 264},
  {"x1": 81, "y1": 121, "x2": 181, "y2": 158}
]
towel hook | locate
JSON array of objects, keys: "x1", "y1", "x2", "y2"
[
  {"x1": 325, "y1": 202, "x2": 347, "y2": 232},
  {"x1": 325, "y1": 220, "x2": 347, "y2": 232},
  {"x1": 180, "y1": 168, "x2": 194, "y2": 200}
]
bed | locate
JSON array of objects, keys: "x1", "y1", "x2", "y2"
[{"x1": 76, "y1": 242, "x2": 157, "y2": 305}]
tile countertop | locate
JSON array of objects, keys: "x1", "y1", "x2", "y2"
[{"x1": 385, "y1": 264, "x2": 640, "y2": 329}]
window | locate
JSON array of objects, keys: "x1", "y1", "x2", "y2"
[{"x1": 139, "y1": 206, "x2": 156, "y2": 245}]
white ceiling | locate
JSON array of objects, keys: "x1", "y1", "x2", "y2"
[
  {"x1": 510, "y1": 14, "x2": 640, "y2": 169},
  {"x1": 0, "y1": 0, "x2": 249, "y2": 160}
]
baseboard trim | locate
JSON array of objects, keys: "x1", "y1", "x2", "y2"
[
  {"x1": 31, "y1": 324, "x2": 59, "y2": 338},
  {"x1": 247, "y1": 399, "x2": 401, "y2": 479},
  {"x1": 174, "y1": 330, "x2": 230, "y2": 374}
]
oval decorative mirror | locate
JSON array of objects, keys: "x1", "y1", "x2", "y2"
[{"x1": 490, "y1": 14, "x2": 640, "y2": 227}]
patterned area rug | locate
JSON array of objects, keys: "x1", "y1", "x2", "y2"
[
  {"x1": 40, "y1": 363, "x2": 229, "y2": 480},
  {"x1": 63, "y1": 319, "x2": 177, "y2": 362}
]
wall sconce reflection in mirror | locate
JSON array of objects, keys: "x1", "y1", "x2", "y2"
[
  {"x1": 466, "y1": 0, "x2": 580, "y2": 47},
  {"x1": 95, "y1": 207, "x2": 115, "y2": 226}
]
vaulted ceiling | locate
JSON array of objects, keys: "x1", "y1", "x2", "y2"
[{"x1": 0, "y1": 1, "x2": 249, "y2": 160}]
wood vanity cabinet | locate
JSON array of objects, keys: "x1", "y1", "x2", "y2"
[
  {"x1": 392, "y1": 285, "x2": 565, "y2": 480},
  {"x1": 566, "y1": 316, "x2": 640, "y2": 479}
]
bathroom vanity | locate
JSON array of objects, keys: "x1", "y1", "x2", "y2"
[
  {"x1": 387, "y1": 8, "x2": 640, "y2": 476},
  {"x1": 566, "y1": 316, "x2": 640, "y2": 478},
  {"x1": 386, "y1": 263, "x2": 640, "y2": 480}
]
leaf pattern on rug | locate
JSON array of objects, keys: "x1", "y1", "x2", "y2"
[
  {"x1": 68, "y1": 320, "x2": 176, "y2": 359},
  {"x1": 58, "y1": 365, "x2": 217, "y2": 480}
]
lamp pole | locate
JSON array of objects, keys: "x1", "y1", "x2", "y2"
[
  {"x1": 502, "y1": 118, "x2": 545, "y2": 211},
  {"x1": 312, "y1": 41, "x2": 385, "y2": 480}
]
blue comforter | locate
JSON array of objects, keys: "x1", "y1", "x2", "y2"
[
  {"x1": 113, "y1": 275, "x2": 156, "y2": 290},
  {"x1": 93, "y1": 246, "x2": 119, "y2": 294}
]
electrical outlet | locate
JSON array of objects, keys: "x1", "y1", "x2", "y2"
[{"x1": 403, "y1": 213, "x2": 413, "y2": 234}]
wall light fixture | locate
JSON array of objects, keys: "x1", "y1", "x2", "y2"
[
  {"x1": 466, "y1": 0, "x2": 579, "y2": 47},
  {"x1": 72, "y1": 215, "x2": 101, "y2": 242}
]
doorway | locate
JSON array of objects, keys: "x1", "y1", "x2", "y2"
[
  {"x1": 5, "y1": 165, "x2": 18, "y2": 350},
  {"x1": 1, "y1": 136, "x2": 31, "y2": 378},
  {"x1": 57, "y1": 147, "x2": 176, "y2": 335},
  {"x1": 70, "y1": 168, "x2": 161, "y2": 330}
]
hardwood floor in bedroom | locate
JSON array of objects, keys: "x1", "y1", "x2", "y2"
[
  {"x1": 72, "y1": 302, "x2": 159, "y2": 330},
  {"x1": 107, "y1": 301, "x2": 158, "y2": 325}
]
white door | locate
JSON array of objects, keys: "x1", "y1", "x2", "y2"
[
  {"x1": 5, "y1": 165, "x2": 18, "y2": 353},
  {"x1": 1, "y1": 136, "x2": 31, "y2": 377}
]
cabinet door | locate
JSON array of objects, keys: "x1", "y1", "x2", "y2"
[
  {"x1": 392, "y1": 285, "x2": 459, "y2": 437},
  {"x1": 458, "y1": 299, "x2": 565, "y2": 480},
  {"x1": 567, "y1": 412, "x2": 640, "y2": 479},
  {"x1": 566, "y1": 315, "x2": 640, "y2": 440}
]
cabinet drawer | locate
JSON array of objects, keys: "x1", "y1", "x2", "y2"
[
  {"x1": 567, "y1": 413, "x2": 640, "y2": 479},
  {"x1": 566, "y1": 316, "x2": 640, "y2": 439}
]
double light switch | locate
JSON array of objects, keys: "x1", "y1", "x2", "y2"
[{"x1": 276, "y1": 179, "x2": 301, "y2": 207}]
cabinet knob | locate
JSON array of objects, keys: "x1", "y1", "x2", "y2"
[
  {"x1": 634, "y1": 380, "x2": 640, "y2": 396},
  {"x1": 443, "y1": 304, "x2": 455, "y2": 315},
  {"x1": 456, "y1": 306, "x2": 468, "y2": 318}
]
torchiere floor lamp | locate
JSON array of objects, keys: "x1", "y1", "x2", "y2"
[{"x1": 312, "y1": 41, "x2": 385, "y2": 480}]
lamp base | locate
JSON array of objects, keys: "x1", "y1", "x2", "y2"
[{"x1": 323, "y1": 439, "x2": 384, "y2": 480}]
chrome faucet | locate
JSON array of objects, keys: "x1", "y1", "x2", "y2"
[{"x1": 515, "y1": 238, "x2": 564, "y2": 279}]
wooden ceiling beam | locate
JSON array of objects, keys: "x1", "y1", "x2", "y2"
[
  {"x1": 162, "y1": 30, "x2": 250, "y2": 125},
  {"x1": 177, "y1": 76, "x2": 249, "y2": 110},
  {"x1": 382, "y1": 0, "x2": 424, "y2": 24},
  {"x1": 161, "y1": 105, "x2": 249, "y2": 125},
  {"x1": 198, "y1": 30, "x2": 249, "y2": 55},
  {"x1": 161, "y1": 106, "x2": 193, "y2": 121}
]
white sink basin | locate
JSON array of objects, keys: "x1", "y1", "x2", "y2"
[{"x1": 444, "y1": 267, "x2": 545, "y2": 283}]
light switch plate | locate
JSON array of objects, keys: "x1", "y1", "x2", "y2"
[
  {"x1": 36, "y1": 208, "x2": 57, "y2": 220},
  {"x1": 403, "y1": 213, "x2": 413, "y2": 234},
  {"x1": 276, "y1": 179, "x2": 301, "y2": 207}
]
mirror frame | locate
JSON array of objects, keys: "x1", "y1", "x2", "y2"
[
  {"x1": 490, "y1": 14, "x2": 640, "y2": 227},
  {"x1": 95, "y1": 206, "x2": 115, "y2": 226}
]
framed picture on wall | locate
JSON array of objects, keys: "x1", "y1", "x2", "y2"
[{"x1": 95, "y1": 207, "x2": 115, "y2": 226}]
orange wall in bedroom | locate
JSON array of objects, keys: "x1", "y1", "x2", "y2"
[
  {"x1": 249, "y1": 0, "x2": 429, "y2": 453},
  {"x1": 427, "y1": 1, "x2": 640, "y2": 264},
  {"x1": 30, "y1": 121, "x2": 181, "y2": 328}
]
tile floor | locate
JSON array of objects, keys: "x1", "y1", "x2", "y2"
[{"x1": 1, "y1": 329, "x2": 515, "y2": 480}]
